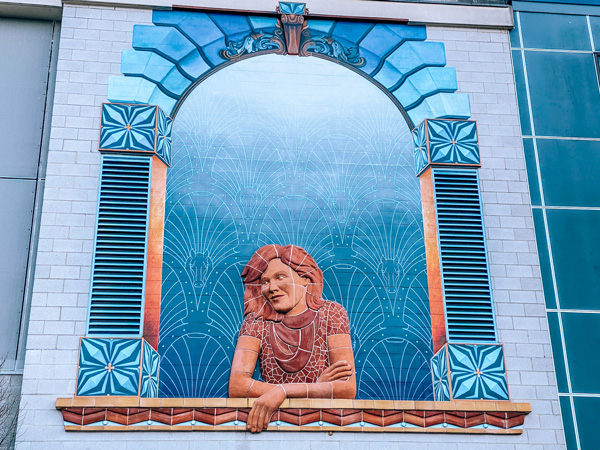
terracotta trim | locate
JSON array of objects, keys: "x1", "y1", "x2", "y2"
[
  {"x1": 57, "y1": 397, "x2": 531, "y2": 413},
  {"x1": 57, "y1": 397, "x2": 530, "y2": 433},
  {"x1": 142, "y1": 156, "x2": 167, "y2": 349},
  {"x1": 419, "y1": 168, "x2": 447, "y2": 353}
]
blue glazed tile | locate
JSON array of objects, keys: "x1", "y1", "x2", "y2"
[
  {"x1": 108, "y1": 76, "x2": 156, "y2": 105},
  {"x1": 427, "y1": 119, "x2": 479, "y2": 165},
  {"x1": 153, "y1": 11, "x2": 224, "y2": 52},
  {"x1": 359, "y1": 23, "x2": 428, "y2": 75},
  {"x1": 115, "y1": 12, "x2": 468, "y2": 124},
  {"x1": 448, "y1": 344, "x2": 509, "y2": 401},
  {"x1": 133, "y1": 25, "x2": 196, "y2": 62},
  {"x1": 121, "y1": 49, "x2": 154, "y2": 74},
  {"x1": 407, "y1": 92, "x2": 471, "y2": 126},
  {"x1": 76, "y1": 338, "x2": 142, "y2": 396},
  {"x1": 160, "y1": 66, "x2": 193, "y2": 97},
  {"x1": 331, "y1": 21, "x2": 373, "y2": 44},
  {"x1": 431, "y1": 347, "x2": 450, "y2": 401},
  {"x1": 393, "y1": 67, "x2": 457, "y2": 109},
  {"x1": 374, "y1": 41, "x2": 446, "y2": 89},
  {"x1": 279, "y1": 2, "x2": 305, "y2": 15},
  {"x1": 148, "y1": 92, "x2": 177, "y2": 116},
  {"x1": 122, "y1": 51, "x2": 191, "y2": 97},
  {"x1": 306, "y1": 19, "x2": 336, "y2": 35},
  {"x1": 179, "y1": 51, "x2": 211, "y2": 79},
  {"x1": 208, "y1": 13, "x2": 252, "y2": 37},
  {"x1": 100, "y1": 103, "x2": 156, "y2": 151},
  {"x1": 248, "y1": 16, "x2": 279, "y2": 31}
]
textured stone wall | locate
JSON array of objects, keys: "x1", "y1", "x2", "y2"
[{"x1": 16, "y1": 4, "x2": 565, "y2": 449}]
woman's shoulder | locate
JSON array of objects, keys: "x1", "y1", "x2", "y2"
[
  {"x1": 239, "y1": 312, "x2": 267, "y2": 338},
  {"x1": 320, "y1": 299, "x2": 349, "y2": 315},
  {"x1": 319, "y1": 300, "x2": 350, "y2": 335}
]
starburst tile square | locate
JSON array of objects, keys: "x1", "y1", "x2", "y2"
[
  {"x1": 99, "y1": 102, "x2": 172, "y2": 167},
  {"x1": 76, "y1": 337, "x2": 160, "y2": 397},
  {"x1": 436, "y1": 343, "x2": 509, "y2": 401},
  {"x1": 412, "y1": 119, "x2": 480, "y2": 177}
]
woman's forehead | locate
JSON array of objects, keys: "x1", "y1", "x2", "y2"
[{"x1": 263, "y1": 258, "x2": 293, "y2": 276}]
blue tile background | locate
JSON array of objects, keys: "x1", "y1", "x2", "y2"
[{"x1": 157, "y1": 55, "x2": 433, "y2": 400}]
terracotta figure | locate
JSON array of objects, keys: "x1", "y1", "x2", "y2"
[{"x1": 229, "y1": 244, "x2": 356, "y2": 432}]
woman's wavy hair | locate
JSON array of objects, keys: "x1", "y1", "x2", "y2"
[{"x1": 240, "y1": 244, "x2": 324, "y2": 321}]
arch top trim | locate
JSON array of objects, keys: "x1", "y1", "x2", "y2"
[{"x1": 107, "y1": 3, "x2": 471, "y2": 125}]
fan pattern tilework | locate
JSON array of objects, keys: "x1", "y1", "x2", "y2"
[{"x1": 158, "y1": 55, "x2": 434, "y2": 400}]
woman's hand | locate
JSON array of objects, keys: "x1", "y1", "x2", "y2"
[
  {"x1": 317, "y1": 360, "x2": 353, "y2": 383},
  {"x1": 246, "y1": 385, "x2": 286, "y2": 433}
]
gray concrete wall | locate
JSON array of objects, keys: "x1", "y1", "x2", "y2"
[{"x1": 16, "y1": 4, "x2": 565, "y2": 449}]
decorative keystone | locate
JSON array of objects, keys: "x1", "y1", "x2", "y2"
[
  {"x1": 99, "y1": 103, "x2": 172, "y2": 166},
  {"x1": 76, "y1": 338, "x2": 160, "y2": 397},
  {"x1": 431, "y1": 343, "x2": 509, "y2": 401},
  {"x1": 276, "y1": 2, "x2": 307, "y2": 55},
  {"x1": 413, "y1": 119, "x2": 480, "y2": 177}
]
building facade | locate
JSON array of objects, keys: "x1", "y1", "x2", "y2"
[{"x1": 0, "y1": 0, "x2": 596, "y2": 449}]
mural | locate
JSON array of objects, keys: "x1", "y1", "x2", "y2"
[{"x1": 159, "y1": 54, "x2": 433, "y2": 400}]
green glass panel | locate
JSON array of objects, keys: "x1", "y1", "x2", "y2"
[
  {"x1": 532, "y1": 209, "x2": 556, "y2": 309},
  {"x1": 525, "y1": 51, "x2": 600, "y2": 138},
  {"x1": 519, "y1": 12, "x2": 591, "y2": 51},
  {"x1": 510, "y1": 13, "x2": 521, "y2": 48},
  {"x1": 562, "y1": 313, "x2": 600, "y2": 393},
  {"x1": 522, "y1": 138, "x2": 540, "y2": 205},
  {"x1": 589, "y1": 16, "x2": 600, "y2": 51},
  {"x1": 546, "y1": 209, "x2": 600, "y2": 310},
  {"x1": 512, "y1": 50, "x2": 532, "y2": 137},
  {"x1": 537, "y1": 139, "x2": 600, "y2": 207},
  {"x1": 559, "y1": 396, "x2": 578, "y2": 450},
  {"x1": 547, "y1": 313, "x2": 567, "y2": 392},
  {"x1": 573, "y1": 396, "x2": 600, "y2": 450}
]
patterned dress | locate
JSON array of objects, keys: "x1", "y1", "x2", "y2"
[{"x1": 238, "y1": 300, "x2": 350, "y2": 384}]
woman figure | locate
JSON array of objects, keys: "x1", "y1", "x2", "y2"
[{"x1": 229, "y1": 244, "x2": 356, "y2": 432}]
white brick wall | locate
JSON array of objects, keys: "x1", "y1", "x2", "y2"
[{"x1": 16, "y1": 6, "x2": 565, "y2": 449}]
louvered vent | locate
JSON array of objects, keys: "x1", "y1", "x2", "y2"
[
  {"x1": 432, "y1": 168, "x2": 497, "y2": 343},
  {"x1": 87, "y1": 154, "x2": 152, "y2": 336}
]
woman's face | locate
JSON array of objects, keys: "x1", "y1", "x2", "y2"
[{"x1": 260, "y1": 258, "x2": 309, "y2": 315}]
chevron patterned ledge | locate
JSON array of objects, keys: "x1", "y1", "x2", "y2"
[{"x1": 56, "y1": 398, "x2": 530, "y2": 433}]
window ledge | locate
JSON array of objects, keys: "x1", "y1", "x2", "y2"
[{"x1": 56, "y1": 397, "x2": 530, "y2": 433}]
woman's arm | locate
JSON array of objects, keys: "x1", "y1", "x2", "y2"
[
  {"x1": 321, "y1": 333, "x2": 356, "y2": 399},
  {"x1": 229, "y1": 334, "x2": 356, "y2": 432}
]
